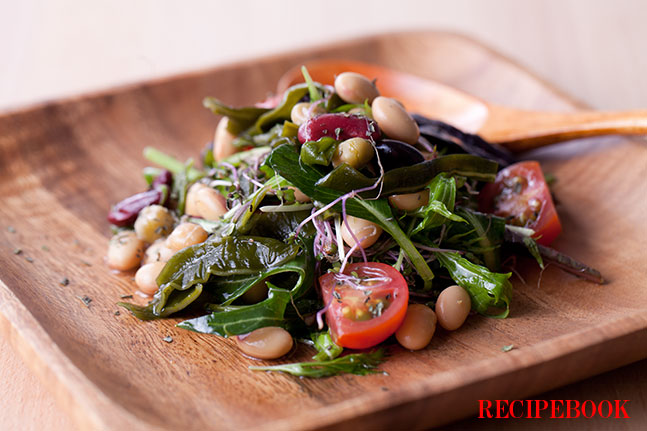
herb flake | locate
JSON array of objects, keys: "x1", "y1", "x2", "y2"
[
  {"x1": 501, "y1": 344, "x2": 515, "y2": 352},
  {"x1": 162, "y1": 336, "x2": 174, "y2": 343},
  {"x1": 77, "y1": 295, "x2": 92, "y2": 307}
]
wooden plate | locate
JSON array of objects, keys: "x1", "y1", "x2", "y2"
[{"x1": 0, "y1": 31, "x2": 645, "y2": 430}]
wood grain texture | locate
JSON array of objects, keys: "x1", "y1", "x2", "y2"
[{"x1": 0, "y1": 31, "x2": 646, "y2": 430}]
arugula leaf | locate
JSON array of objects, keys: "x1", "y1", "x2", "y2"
[
  {"x1": 311, "y1": 331, "x2": 343, "y2": 361},
  {"x1": 178, "y1": 286, "x2": 292, "y2": 337},
  {"x1": 301, "y1": 66, "x2": 322, "y2": 102},
  {"x1": 443, "y1": 209, "x2": 506, "y2": 271},
  {"x1": 249, "y1": 85, "x2": 310, "y2": 135},
  {"x1": 203, "y1": 97, "x2": 269, "y2": 136},
  {"x1": 412, "y1": 174, "x2": 464, "y2": 234},
  {"x1": 435, "y1": 251, "x2": 512, "y2": 318},
  {"x1": 249, "y1": 349, "x2": 385, "y2": 378},
  {"x1": 267, "y1": 144, "x2": 435, "y2": 288}
]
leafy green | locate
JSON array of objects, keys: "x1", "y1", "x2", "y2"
[
  {"x1": 240, "y1": 209, "x2": 314, "y2": 241},
  {"x1": 202, "y1": 97, "x2": 269, "y2": 135},
  {"x1": 301, "y1": 66, "x2": 322, "y2": 102},
  {"x1": 233, "y1": 123, "x2": 285, "y2": 148},
  {"x1": 203, "y1": 97, "x2": 269, "y2": 136},
  {"x1": 267, "y1": 144, "x2": 435, "y2": 288},
  {"x1": 443, "y1": 209, "x2": 506, "y2": 271},
  {"x1": 311, "y1": 331, "x2": 343, "y2": 361},
  {"x1": 178, "y1": 286, "x2": 292, "y2": 337},
  {"x1": 249, "y1": 349, "x2": 385, "y2": 378},
  {"x1": 412, "y1": 174, "x2": 464, "y2": 234},
  {"x1": 221, "y1": 146, "x2": 271, "y2": 166},
  {"x1": 316, "y1": 154, "x2": 498, "y2": 198},
  {"x1": 206, "y1": 239, "x2": 314, "y2": 305},
  {"x1": 119, "y1": 236, "x2": 299, "y2": 319},
  {"x1": 248, "y1": 84, "x2": 310, "y2": 135},
  {"x1": 435, "y1": 251, "x2": 512, "y2": 317},
  {"x1": 300, "y1": 137, "x2": 339, "y2": 166}
]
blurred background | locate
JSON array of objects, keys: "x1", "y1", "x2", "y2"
[
  {"x1": 0, "y1": 0, "x2": 645, "y2": 112},
  {"x1": 1, "y1": 0, "x2": 645, "y2": 429}
]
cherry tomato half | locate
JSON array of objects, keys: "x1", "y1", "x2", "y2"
[
  {"x1": 479, "y1": 161, "x2": 562, "y2": 246},
  {"x1": 319, "y1": 262, "x2": 409, "y2": 349}
]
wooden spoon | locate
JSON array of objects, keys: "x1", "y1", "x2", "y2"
[{"x1": 277, "y1": 60, "x2": 647, "y2": 152}]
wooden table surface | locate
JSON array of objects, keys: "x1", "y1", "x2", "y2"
[{"x1": 1, "y1": 1, "x2": 645, "y2": 429}]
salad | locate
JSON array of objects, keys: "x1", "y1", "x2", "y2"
[{"x1": 107, "y1": 66, "x2": 603, "y2": 377}]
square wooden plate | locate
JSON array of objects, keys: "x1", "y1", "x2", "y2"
[{"x1": 0, "y1": 31, "x2": 645, "y2": 430}]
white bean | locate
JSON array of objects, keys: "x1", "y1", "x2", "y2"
[
  {"x1": 235, "y1": 327, "x2": 293, "y2": 360},
  {"x1": 166, "y1": 222, "x2": 209, "y2": 252},
  {"x1": 396, "y1": 304, "x2": 437, "y2": 350},
  {"x1": 213, "y1": 117, "x2": 238, "y2": 162},
  {"x1": 372, "y1": 96, "x2": 420, "y2": 145},
  {"x1": 288, "y1": 186, "x2": 311, "y2": 203},
  {"x1": 388, "y1": 190, "x2": 430, "y2": 211},
  {"x1": 332, "y1": 137, "x2": 374, "y2": 169},
  {"x1": 290, "y1": 102, "x2": 326, "y2": 126},
  {"x1": 435, "y1": 285, "x2": 472, "y2": 330},
  {"x1": 334, "y1": 72, "x2": 380, "y2": 104},
  {"x1": 107, "y1": 231, "x2": 145, "y2": 271},
  {"x1": 135, "y1": 262, "x2": 166, "y2": 296},
  {"x1": 143, "y1": 238, "x2": 174, "y2": 264},
  {"x1": 340, "y1": 215, "x2": 383, "y2": 249},
  {"x1": 134, "y1": 205, "x2": 175, "y2": 243},
  {"x1": 185, "y1": 183, "x2": 228, "y2": 220}
]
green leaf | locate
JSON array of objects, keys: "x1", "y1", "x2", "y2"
[
  {"x1": 412, "y1": 174, "x2": 464, "y2": 233},
  {"x1": 443, "y1": 209, "x2": 506, "y2": 271},
  {"x1": 120, "y1": 236, "x2": 300, "y2": 319},
  {"x1": 301, "y1": 65, "x2": 322, "y2": 102},
  {"x1": 311, "y1": 331, "x2": 343, "y2": 361},
  {"x1": 179, "y1": 287, "x2": 292, "y2": 336},
  {"x1": 316, "y1": 154, "x2": 498, "y2": 198},
  {"x1": 207, "y1": 238, "x2": 315, "y2": 305},
  {"x1": 267, "y1": 144, "x2": 435, "y2": 288},
  {"x1": 203, "y1": 97, "x2": 269, "y2": 136},
  {"x1": 220, "y1": 146, "x2": 271, "y2": 166},
  {"x1": 523, "y1": 236, "x2": 544, "y2": 269},
  {"x1": 435, "y1": 251, "x2": 512, "y2": 318},
  {"x1": 250, "y1": 349, "x2": 385, "y2": 378},
  {"x1": 300, "y1": 137, "x2": 339, "y2": 166},
  {"x1": 240, "y1": 209, "x2": 315, "y2": 241},
  {"x1": 248, "y1": 84, "x2": 310, "y2": 135}
]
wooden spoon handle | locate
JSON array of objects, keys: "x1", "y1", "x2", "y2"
[{"x1": 480, "y1": 106, "x2": 647, "y2": 151}]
